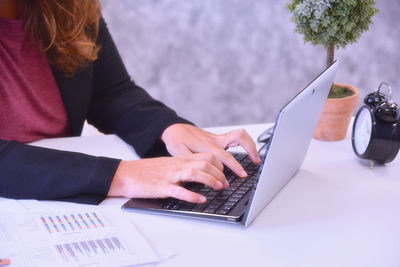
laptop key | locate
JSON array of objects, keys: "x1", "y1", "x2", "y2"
[
  {"x1": 203, "y1": 208, "x2": 218, "y2": 214},
  {"x1": 225, "y1": 186, "x2": 237, "y2": 192},
  {"x1": 179, "y1": 203, "x2": 195, "y2": 211},
  {"x1": 163, "y1": 199, "x2": 176, "y2": 209},
  {"x1": 246, "y1": 167, "x2": 259, "y2": 174},
  {"x1": 232, "y1": 193, "x2": 244, "y2": 199},
  {"x1": 215, "y1": 195, "x2": 229, "y2": 201},
  {"x1": 235, "y1": 189, "x2": 248, "y2": 195},
  {"x1": 243, "y1": 181, "x2": 255, "y2": 187},
  {"x1": 205, "y1": 192, "x2": 218, "y2": 201},
  {"x1": 233, "y1": 153, "x2": 247, "y2": 162},
  {"x1": 211, "y1": 199, "x2": 225, "y2": 206},
  {"x1": 228, "y1": 195, "x2": 241, "y2": 202},
  {"x1": 225, "y1": 200, "x2": 237, "y2": 206},
  {"x1": 208, "y1": 204, "x2": 221, "y2": 210},
  {"x1": 192, "y1": 204, "x2": 206, "y2": 212},
  {"x1": 198, "y1": 187, "x2": 211, "y2": 194},
  {"x1": 215, "y1": 209, "x2": 229, "y2": 215},
  {"x1": 217, "y1": 204, "x2": 235, "y2": 213},
  {"x1": 230, "y1": 182, "x2": 242, "y2": 188},
  {"x1": 241, "y1": 186, "x2": 253, "y2": 192},
  {"x1": 170, "y1": 204, "x2": 181, "y2": 210},
  {"x1": 221, "y1": 190, "x2": 234, "y2": 196},
  {"x1": 226, "y1": 176, "x2": 236, "y2": 183}
]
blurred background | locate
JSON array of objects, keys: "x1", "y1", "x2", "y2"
[{"x1": 100, "y1": 0, "x2": 399, "y2": 127}]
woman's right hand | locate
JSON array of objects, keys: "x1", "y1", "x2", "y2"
[{"x1": 107, "y1": 153, "x2": 229, "y2": 203}]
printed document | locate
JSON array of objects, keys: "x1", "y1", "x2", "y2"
[{"x1": 0, "y1": 204, "x2": 160, "y2": 267}]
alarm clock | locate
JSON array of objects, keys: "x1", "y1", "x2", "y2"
[{"x1": 351, "y1": 82, "x2": 400, "y2": 167}]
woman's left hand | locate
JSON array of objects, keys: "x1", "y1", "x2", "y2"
[{"x1": 161, "y1": 123, "x2": 261, "y2": 178}]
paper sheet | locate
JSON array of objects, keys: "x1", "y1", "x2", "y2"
[{"x1": 0, "y1": 204, "x2": 160, "y2": 267}]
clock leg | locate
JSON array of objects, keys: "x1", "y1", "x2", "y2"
[{"x1": 369, "y1": 159, "x2": 374, "y2": 169}]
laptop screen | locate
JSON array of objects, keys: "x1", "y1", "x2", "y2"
[{"x1": 243, "y1": 61, "x2": 338, "y2": 227}]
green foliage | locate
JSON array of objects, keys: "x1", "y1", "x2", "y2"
[
  {"x1": 287, "y1": 0, "x2": 379, "y2": 49},
  {"x1": 328, "y1": 84, "x2": 355, "y2": 98}
]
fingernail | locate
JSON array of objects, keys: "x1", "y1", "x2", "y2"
[
  {"x1": 199, "y1": 196, "x2": 207, "y2": 203},
  {"x1": 240, "y1": 170, "x2": 248, "y2": 177},
  {"x1": 216, "y1": 181, "x2": 223, "y2": 189}
]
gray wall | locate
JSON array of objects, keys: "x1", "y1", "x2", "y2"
[{"x1": 101, "y1": 0, "x2": 400, "y2": 127}]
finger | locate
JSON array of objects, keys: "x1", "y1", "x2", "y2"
[
  {"x1": 167, "y1": 185, "x2": 207, "y2": 203},
  {"x1": 190, "y1": 152, "x2": 224, "y2": 172},
  {"x1": 188, "y1": 159, "x2": 228, "y2": 188},
  {"x1": 167, "y1": 143, "x2": 193, "y2": 156},
  {"x1": 211, "y1": 147, "x2": 248, "y2": 178},
  {"x1": 178, "y1": 168, "x2": 225, "y2": 190},
  {"x1": 218, "y1": 129, "x2": 261, "y2": 164}
]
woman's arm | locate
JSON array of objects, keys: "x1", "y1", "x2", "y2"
[
  {"x1": 86, "y1": 18, "x2": 191, "y2": 157},
  {"x1": 0, "y1": 139, "x2": 119, "y2": 204}
]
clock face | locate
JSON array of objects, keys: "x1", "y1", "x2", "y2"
[{"x1": 353, "y1": 107, "x2": 373, "y2": 155}]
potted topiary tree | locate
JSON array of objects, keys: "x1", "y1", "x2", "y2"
[{"x1": 287, "y1": 0, "x2": 379, "y2": 141}]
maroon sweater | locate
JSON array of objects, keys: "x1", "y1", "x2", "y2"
[{"x1": 0, "y1": 16, "x2": 69, "y2": 143}]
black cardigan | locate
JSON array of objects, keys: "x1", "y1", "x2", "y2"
[{"x1": 0, "y1": 19, "x2": 190, "y2": 204}]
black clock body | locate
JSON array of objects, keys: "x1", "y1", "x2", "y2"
[{"x1": 351, "y1": 105, "x2": 400, "y2": 163}]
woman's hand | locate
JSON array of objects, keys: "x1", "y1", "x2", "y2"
[
  {"x1": 108, "y1": 153, "x2": 228, "y2": 203},
  {"x1": 161, "y1": 124, "x2": 261, "y2": 177}
]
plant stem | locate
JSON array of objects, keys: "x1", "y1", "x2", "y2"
[
  {"x1": 327, "y1": 44, "x2": 335, "y2": 96},
  {"x1": 327, "y1": 44, "x2": 334, "y2": 67}
]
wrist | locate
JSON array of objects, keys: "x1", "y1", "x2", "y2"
[
  {"x1": 161, "y1": 123, "x2": 184, "y2": 143},
  {"x1": 108, "y1": 161, "x2": 129, "y2": 197}
]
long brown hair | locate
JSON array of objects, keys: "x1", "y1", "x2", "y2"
[{"x1": 19, "y1": 0, "x2": 101, "y2": 74}]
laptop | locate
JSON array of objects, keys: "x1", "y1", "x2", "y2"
[{"x1": 122, "y1": 61, "x2": 338, "y2": 227}]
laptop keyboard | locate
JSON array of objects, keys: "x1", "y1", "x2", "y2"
[{"x1": 162, "y1": 153, "x2": 260, "y2": 215}]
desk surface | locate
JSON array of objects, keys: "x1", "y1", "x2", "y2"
[{"x1": 31, "y1": 124, "x2": 400, "y2": 267}]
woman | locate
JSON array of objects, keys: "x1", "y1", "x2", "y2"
[{"x1": 0, "y1": 0, "x2": 260, "y2": 204}]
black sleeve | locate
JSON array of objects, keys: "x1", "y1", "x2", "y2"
[
  {"x1": 86, "y1": 18, "x2": 193, "y2": 157},
  {"x1": 0, "y1": 139, "x2": 120, "y2": 204}
]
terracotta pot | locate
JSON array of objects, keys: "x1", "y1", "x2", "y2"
[{"x1": 313, "y1": 83, "x2": 359, "y2": 141}]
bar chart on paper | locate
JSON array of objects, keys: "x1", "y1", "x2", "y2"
[
  {"x1": 2, "y1": 208, "x2": 159, "y2": 267},
  {"x1": 40, "y1": 212, "x2": 106, "y2": 233},
  {"x1": 55, "y1": 236, "x2": 128, "y2": 263}
]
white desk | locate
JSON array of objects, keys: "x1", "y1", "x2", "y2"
[{"x1": 32, "y1": 124, "x2": 400, "y2": 267}]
